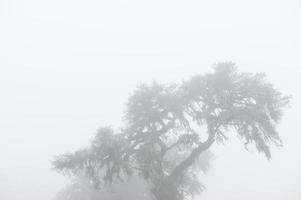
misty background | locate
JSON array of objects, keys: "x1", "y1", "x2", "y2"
[{"x1": 0, "y1": 0, "x2": 300, "y2": 199}]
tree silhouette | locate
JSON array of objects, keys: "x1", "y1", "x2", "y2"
[
  {"x1": 52, "y1": 176, "x2": 154, "y2": 200},
  {"x1": 53, "y1": 62, "x2": 290, "y2": 200}
]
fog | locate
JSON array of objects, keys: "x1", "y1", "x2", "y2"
[{"x1": 0, "y1": 0, "x2": 300, "y2": 199}]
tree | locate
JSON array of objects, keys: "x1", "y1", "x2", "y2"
[
  {"x1": 53, "y1": 62, "x2": 290, "y2": 200},
  {"x1": 52, "y1": 176, "x2": 153, "y2": 200}
]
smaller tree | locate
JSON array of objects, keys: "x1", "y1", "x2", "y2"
[
  {"x1": 53, "y1": 63, "x2": 289, "y2": 200},
  {"x1": 52, "y1": 176, "x2": 154, "y2": 200}
]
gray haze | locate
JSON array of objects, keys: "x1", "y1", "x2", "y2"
[{"x1": 0, "y1": 0, "x2": 300, "y2": 199}]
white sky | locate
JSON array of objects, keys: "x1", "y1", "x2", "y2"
[{"x1": 0, "y1": 0, "x2": 300, "y2": 199}]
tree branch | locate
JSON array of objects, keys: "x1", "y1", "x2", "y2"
[{"x1": 168, "y1": 124, "x2": 215, "y2": 180}]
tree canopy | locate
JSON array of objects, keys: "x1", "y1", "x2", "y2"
[{"x1": 53, "y1": 63, "x2": 290, "y2": 200}]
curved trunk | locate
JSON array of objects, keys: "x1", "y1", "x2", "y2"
[{"x1": 169, "y1": 135, "x2": 215, "y2": 180}]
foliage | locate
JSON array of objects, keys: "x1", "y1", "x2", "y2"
[
  {"x1": 53, "y1": 63, "x2": 289, "y2": 200},
  {"x1": 52, "y1": 176, "x2": 152, "y2": 200}
]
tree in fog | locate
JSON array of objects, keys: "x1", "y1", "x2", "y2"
[
  {"x1": 53, "y1": 62, "x2": 290, "y2": 200},
  {"x1": 52, "y1": 176, "x2": 154, "y2": 200},
  {"x1": 53, "y1": 177, "x2": 100, "y2": 200}
]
